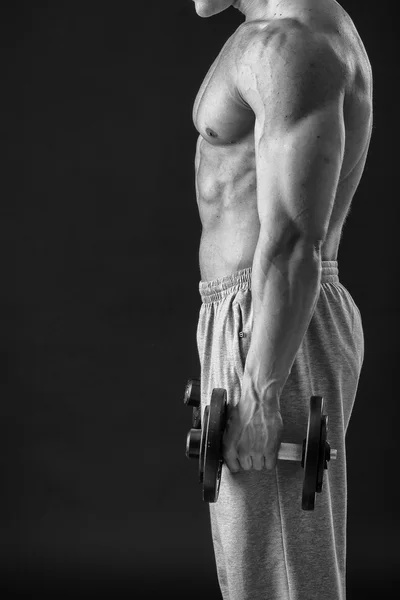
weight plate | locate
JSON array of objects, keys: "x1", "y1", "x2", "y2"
[
  {"x1": 199, "y1": 405, "x2": 209, "y2": 484},
  {"x1": 302, "y1": 396, "x2": 323, "y2": 511},
  {"x1": 192, "y1": 406, "x2": 201, "y2": 429},
  {"x1": 316, "y1": 415, "x2": 329, "y2": 493},
  {"x1": 203, "y1": 389, "x2": 227, "y2": 503},
  {"x1": 186, "y1": 428, "x2": 202, "y2": 459},
  {"x1": 184, "y1": 378, "x2": 201, "y2": 408}
]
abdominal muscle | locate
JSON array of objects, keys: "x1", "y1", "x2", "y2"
[
  {"x1": 198, "y1": 193, "x2": 340, "y2": 283},
  {"x1": 196, "y1": 137, "x2": 340, "y2": 283},
  {"x1": 199, "y1": 210, "x2": 261, "y2": 282}
]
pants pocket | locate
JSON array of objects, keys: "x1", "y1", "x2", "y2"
[{"x1": 231, "y1": 299, "x2": 250, "y2": 381}]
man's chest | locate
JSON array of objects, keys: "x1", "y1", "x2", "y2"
[{"x1": 192, "y1": 34, "x2": 255, "y2": 147}]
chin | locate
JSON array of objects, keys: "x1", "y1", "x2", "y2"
[
  {"x1": 194, "y1": 5, "x2": 214, "y2": 18},
  {"x1": 194, "y1": 1, "x2": 230, "y2": 18}
]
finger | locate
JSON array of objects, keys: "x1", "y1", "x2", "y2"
[
  {"x1": 264, "y1": 443, "x2": 280, "y2": 470},
  {"x1": 264, "y1": 413, "x2": 283, "y2": 470},
  {"x1": 225, "y1": 456, "x2": 241, "y2": 473},
  {"x1": 224, "y1": 445, "x2": 242, "y2": 473},
  {"x1": 264, "y1": 454, "x2": 278, "y2": 471},
  {"x1": 238, "y1": 454, "x2": 252, "y2": 471},
  {"x1": 250, "y1": 453, "x2": 264, "y2": 471}
]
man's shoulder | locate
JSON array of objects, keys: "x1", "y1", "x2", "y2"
[
  {"x1": 235, "y1": 17, "x2": 347, "y2": 85},
  {"x1": 233, "y1": 16, "x2": 349, "y2": 119},
  {"x1": 237, "y1": 17, "x2": 334, "y2": 60}
]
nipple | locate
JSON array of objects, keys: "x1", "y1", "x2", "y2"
[{"x1": 206, "y1": 127, "x2": 218, "y2": 139}]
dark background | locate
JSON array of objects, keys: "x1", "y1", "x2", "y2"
[{"x1": 0, "y1": 1, "x2": 397, "y2": 598}]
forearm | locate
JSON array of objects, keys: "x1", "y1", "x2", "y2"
[{"x1": 245, "y1": 234, "x2": 322, "y2": 408}]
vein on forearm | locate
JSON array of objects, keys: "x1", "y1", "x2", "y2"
[{"x1": 245, "y1": 234, "x2": 321, "y2": 404}]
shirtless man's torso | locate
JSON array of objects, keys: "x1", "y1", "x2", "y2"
[{"x1": 193, "y1": 0, "x2": 373, "y2": 281}]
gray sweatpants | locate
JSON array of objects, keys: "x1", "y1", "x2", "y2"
[{"x1": 196, "y1": 262, "x2": 364, "y2": 600}]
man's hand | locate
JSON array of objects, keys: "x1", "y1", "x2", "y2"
[{"x1": 222, "y1": 376, "x2": 284, "y2": 473}]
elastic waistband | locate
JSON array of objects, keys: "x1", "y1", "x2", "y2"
[{"x1": 199, "y1": 261, "x2": 339, "y2": 304}]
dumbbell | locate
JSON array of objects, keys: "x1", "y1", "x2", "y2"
[{"x1": 184, "y1": 378, "x2": 337, "y2": 511}]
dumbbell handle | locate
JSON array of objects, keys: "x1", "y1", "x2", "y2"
[
  {"x1": 279, "y1": 442, "x2": 337, "y2": 462},
  {"x1": 187, "y1": 433, "x2": 337, "y2": 462}
]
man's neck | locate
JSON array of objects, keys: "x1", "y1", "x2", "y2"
[{"x1": 233, "y1": 0, "x2": 314, "y2": 22}]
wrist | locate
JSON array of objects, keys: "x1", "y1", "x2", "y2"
[{"x1": 242, "y1": 370, "x2": 281, "y2": 411}]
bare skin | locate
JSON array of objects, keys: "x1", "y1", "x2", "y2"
[{"x1": 192, "y1": 0, "x2": 373, "y2": 472}]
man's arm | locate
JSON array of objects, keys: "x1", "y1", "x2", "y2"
[{"x1": 238, "y1": 27, "x2": 346, "y2": 410}]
